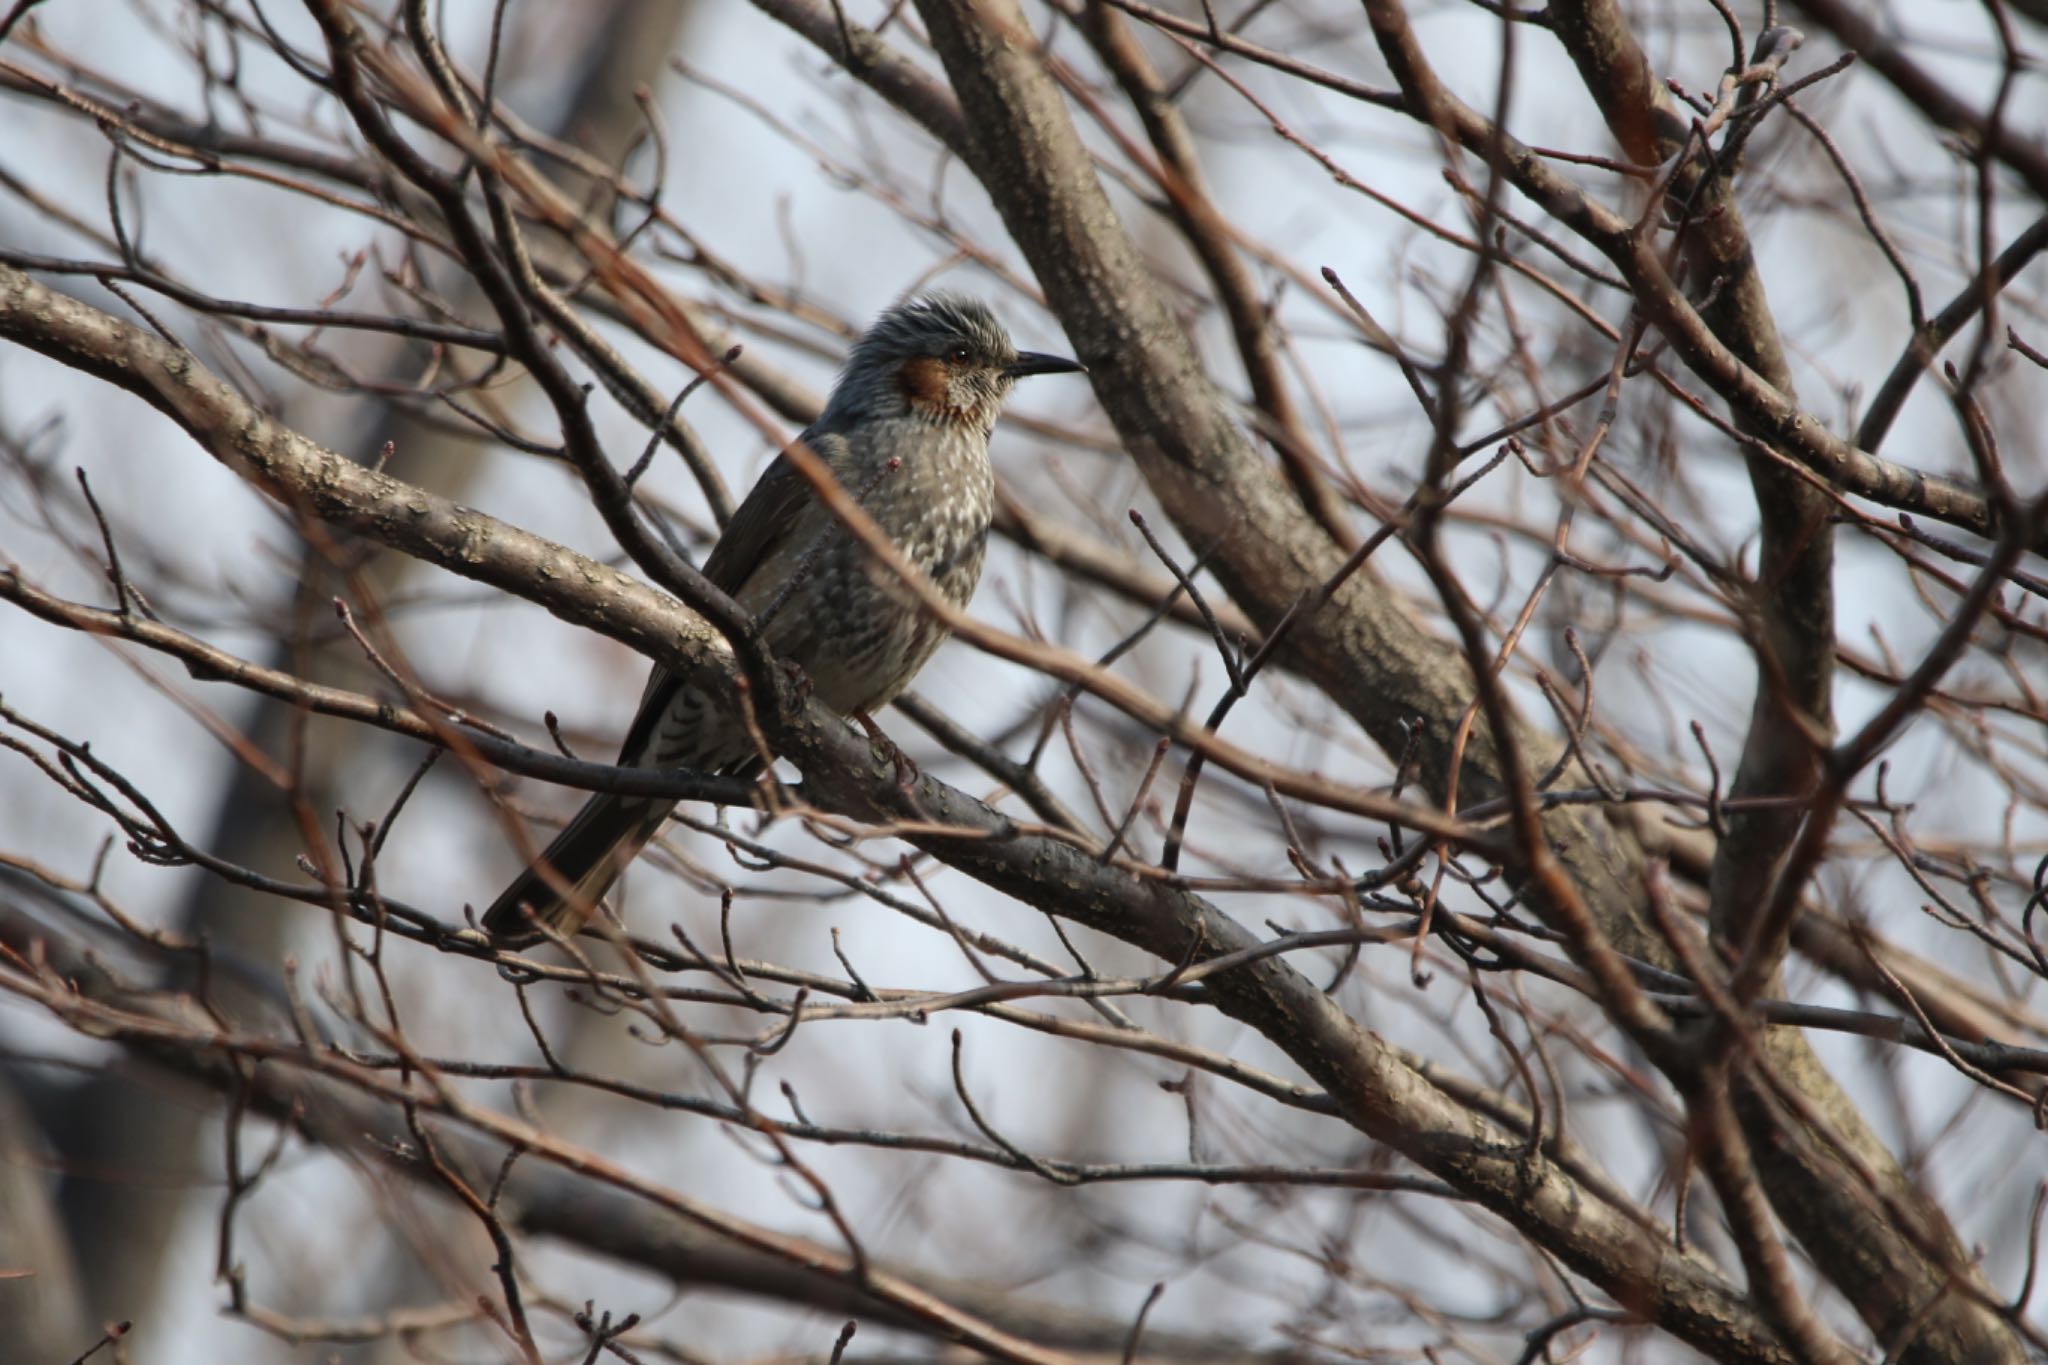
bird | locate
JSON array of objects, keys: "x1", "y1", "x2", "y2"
[{"x1": 481, "y1": 293, "x2": 1085, "y2": 944}]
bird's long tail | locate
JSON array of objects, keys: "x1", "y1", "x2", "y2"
[{"x1": 480, "y1": 792, "x2": 675, "y2": 944}]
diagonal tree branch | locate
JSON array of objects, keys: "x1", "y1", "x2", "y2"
[{"x1": 0, "y1": 258, "x2": 1798, "y2": 1364}]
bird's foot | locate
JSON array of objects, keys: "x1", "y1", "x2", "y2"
[
  {"x1": 780, "y1": 658, "x2": 814, "y2": 703},
  {"x1": 855, "y1": 711, "x2": 920, "y2": 791}
]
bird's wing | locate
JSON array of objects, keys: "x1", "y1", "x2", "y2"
[
  {"x1": 700, "y1": 430, "x2": 842, "y2": 593},
  {"x1": 613, "y1": 426, "x2": 841, "y2": 766}
]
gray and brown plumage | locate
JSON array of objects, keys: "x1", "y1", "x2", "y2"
[{"x1": 482, "y1": 294, "x2": 1084, "y2": 943}]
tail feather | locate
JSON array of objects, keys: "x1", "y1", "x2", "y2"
[{"x1": 481, "y1": 792, "x2": 675, "y2": 943}]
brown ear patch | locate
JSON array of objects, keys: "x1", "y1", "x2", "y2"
[{"x1": 896, "y1": 355, "x2": 957, "y2": 414}]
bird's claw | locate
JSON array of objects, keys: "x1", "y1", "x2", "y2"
[{"x1": 855, "y1": 712, "x2": 920, "y2": 792}]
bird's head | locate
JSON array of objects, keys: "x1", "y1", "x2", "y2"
[{"x1": 833, "y1": 293, "x2": 1084, "y2": 432}]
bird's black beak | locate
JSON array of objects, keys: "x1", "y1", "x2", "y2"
[{"x1": 1006, "y1": 351, "x2": 1087, "y2": 379}]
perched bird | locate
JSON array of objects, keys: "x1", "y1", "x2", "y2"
[{"x1": 482, "y1": 294, "x2": 1084, "y2": 943}]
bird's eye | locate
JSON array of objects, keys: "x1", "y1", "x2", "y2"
[{"x1": 947, "y1": 345, "x2": 972, "y2": 364}]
